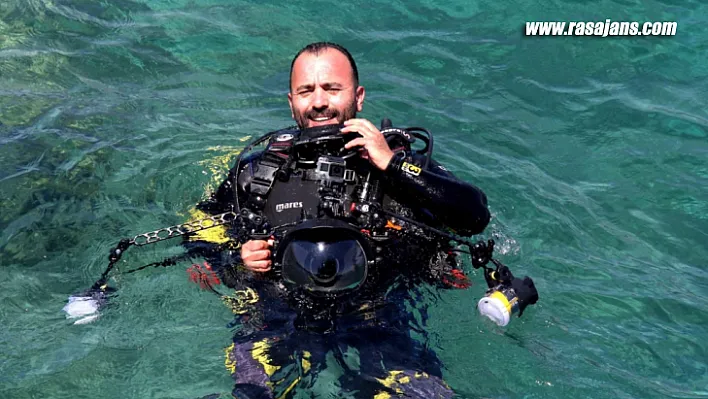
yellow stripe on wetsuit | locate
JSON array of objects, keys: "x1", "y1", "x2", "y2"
[
  {"x1": 184, "y1": 208, "x2": 232, "y2": 244},
  {"x1": 184, "y1": 146, "x2": 245, "y2": 244},
  {"x1": 226, "y1": 339, "x2": 312, "y2": 399}
]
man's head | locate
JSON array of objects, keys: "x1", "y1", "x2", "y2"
[{"x1": 288, "y1": 42, "x2": 365, "y2": 129}]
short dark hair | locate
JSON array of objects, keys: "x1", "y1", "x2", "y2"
[{"x1": 289, "y1": 42, "x2": 359, "y2": 90}]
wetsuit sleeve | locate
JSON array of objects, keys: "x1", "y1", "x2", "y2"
[{"x1": 384, "y1": 152, "x2": 490, "y2": 236}]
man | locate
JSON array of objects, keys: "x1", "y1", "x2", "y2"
[
  {"x1": 191, "y1": 42, "x2": 490, "y2": 398},
  {"x1": 241, "y1": 42, "x2": 488, "y2": 273}
]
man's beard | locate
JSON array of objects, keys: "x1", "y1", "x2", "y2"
[{"x1": 293, "y1": 102, "x2": 358, "y2": 129}]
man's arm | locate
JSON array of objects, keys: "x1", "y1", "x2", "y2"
[
  {"x1": 340, "y1": 118, "x2": 490, "y2": 236},
  {"x1": 182, "y1": 151, "x2": 262, "y2": 270},
  {"x1": 196, "y1": 151, "x2": 262, "y2": 215},
  {"x1": 384, "y1": 152, "x2": 491, "y2": 236},
  {"x1": 192, "y1": 150, "x2": 275, "y2": 274}
]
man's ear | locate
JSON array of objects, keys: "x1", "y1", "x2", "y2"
[
  {"x1": 287, "y1": 92, "x2": 295, "y2": 119},
  {"x1": 356, "y1": 86, "x2": 365, "y2": 112}
]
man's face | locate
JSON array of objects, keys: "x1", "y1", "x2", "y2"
[{"x1": 288, "y1": 49, "x2": 365, "y2": 129}]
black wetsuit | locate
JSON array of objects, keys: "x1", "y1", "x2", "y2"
[{"x1": 189, "y1": 141, "x2": 490, "y2": 398}]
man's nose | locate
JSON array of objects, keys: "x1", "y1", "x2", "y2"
[{"x1": 312, "y1": 87, "x2": 329, "y2": 109}]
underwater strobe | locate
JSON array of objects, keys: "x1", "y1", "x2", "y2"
[{"x1": 468, "y1": 240, "x2": 539, "y2": 327}]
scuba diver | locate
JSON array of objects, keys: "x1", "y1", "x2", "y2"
[
  {"x1": 185, "y1": 42, "x2": 522, "y2": 399},
  {"x1": 64, "y1": 42, "x2": 539, "y2": 398}
]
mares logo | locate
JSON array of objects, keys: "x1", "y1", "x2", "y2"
[
  {"x1": 275, "y1": 202, "x2": 303, "y2": 213},
  {"x1": 401, "y1": 162, "x2": 422, "y2": 177}
]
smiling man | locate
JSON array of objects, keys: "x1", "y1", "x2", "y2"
[
  {"x1": 288, "y1": 42, "x2": 363, "y2": 128},
  {"x1": 189, "y1": 41, "x2": 492, "y2": 398},
  {"x1": 287, "y1": 43, "x2": 396, "y2": 171}
]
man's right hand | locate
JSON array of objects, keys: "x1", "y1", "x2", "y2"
[{"x1": 240, "y1": 240, "x2": 272, "y2": 272}]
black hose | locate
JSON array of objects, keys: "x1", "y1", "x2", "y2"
[{"x1": 406, "y1": 127, "x2": 433, "y2": 170}]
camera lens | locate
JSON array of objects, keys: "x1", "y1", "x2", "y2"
[
  {"x1": 314, "y1": 258, "x2": 339, "y2": 284},
  {"x1": 330, "y1": 165, "x2": 344, "y2": 177}
]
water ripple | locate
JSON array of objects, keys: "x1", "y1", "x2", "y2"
[{"x1": 2, "y1": 0, "x2": 708, "y2": 398}]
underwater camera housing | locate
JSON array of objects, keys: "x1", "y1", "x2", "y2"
[{"x1": 273, "y1": 219, "x2": 375, "y2": 295}]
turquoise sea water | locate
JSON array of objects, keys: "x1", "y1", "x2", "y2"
[{"x1": 1, "y1": 0, "x2": 707, "y2": 398}]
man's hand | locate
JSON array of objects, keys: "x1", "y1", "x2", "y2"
[
  {"x1": 240, "y1": 239, "x2": 272, "y2": 272},
  {"x1": 342, "y1": 118, "x2": 395, "y2": 171}
]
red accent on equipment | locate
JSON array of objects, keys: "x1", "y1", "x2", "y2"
[
  {"x1": 187, "y1": 262, "x2": 222, "y2": 290},
  {"x1": 442, "y1": 268, "x2": 471, "y2": 289}
]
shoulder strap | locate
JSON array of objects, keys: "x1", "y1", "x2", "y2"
[{"x1": 246, "y1": 131, "x2": 296, "y2": 210}]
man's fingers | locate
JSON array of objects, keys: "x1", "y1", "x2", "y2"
[
  {"x1": 247, "y1": 260, "x2": 272, "y2": 272},
  {"x1": 341, "y1": 125, "x2": 368, "y2": 137},
  {"x1": 357, "y1": 118, "x2": 378, "y2": 132},
  {"x1": 344, "y1": 137, "x2": 367, "y2": 149},
  {"x1": 344, "y1": 118, "x2": 376, "y2": 130},
  {"x1": 342, "y1": 119, "x2": 377, "y2": 138},
  {"x1": 244, "y1": 249, "x2": 270, "y2": 261},
  {"x1": 244, "y1": 240, "x2": 270, "y2": 250},
  {"x1": 241, "y1": 240, "x2": 273, "y2": 272}
]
